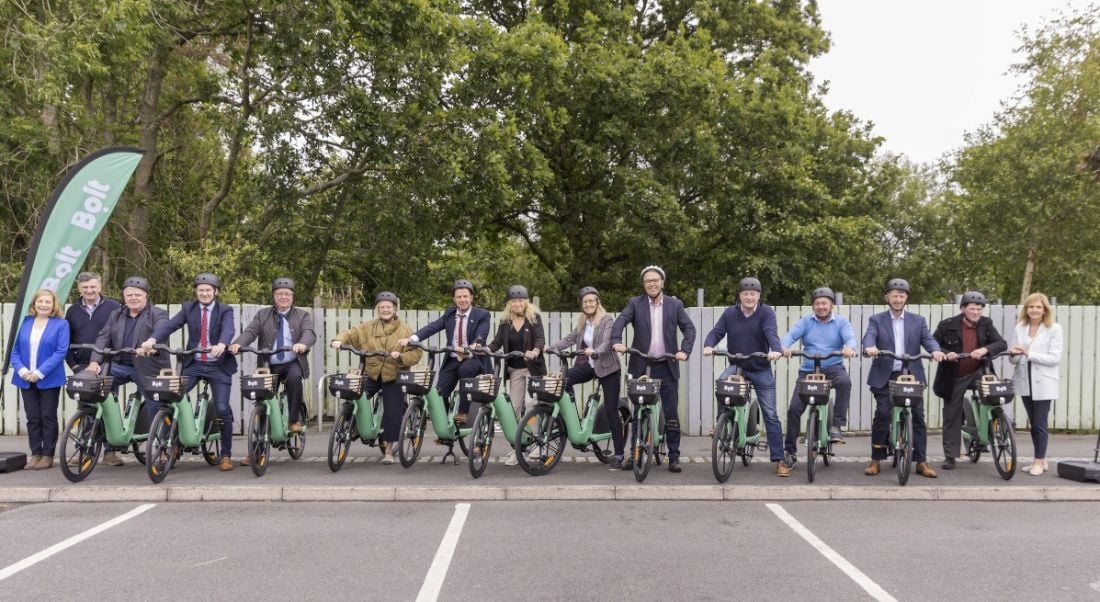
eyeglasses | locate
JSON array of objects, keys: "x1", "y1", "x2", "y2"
[{"x1": 643, "y1": 279, "x2": 662, "y2": 285}]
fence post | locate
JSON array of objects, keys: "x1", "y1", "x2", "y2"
[{"x1": 312, "y1": 295, "x2": 324, "y2": 431}]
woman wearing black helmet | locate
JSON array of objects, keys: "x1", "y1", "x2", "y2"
[
  {"x1": 548, "y1": 287, "x2": 627, "y2": 469},
  {"x1": 329, "y1": 291, "x2": 422, "y2": 464},
  {"x1": 485, "y1": 285, "x2": 546, "y2": 466}
]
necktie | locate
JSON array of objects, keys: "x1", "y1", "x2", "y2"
[
  {"x1": 276, "y1": 313, "x2": 287, "y2": 363},
  {"x1": 200, "y1": 306, "x2": 209, "y2": 362},
  {"x1": 456, "y1": 314, "x2": 466, "y2": 348}
]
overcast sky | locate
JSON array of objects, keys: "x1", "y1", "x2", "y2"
[{"x1": 809, "y1": 0, "x2": 1094, "y2": 165}]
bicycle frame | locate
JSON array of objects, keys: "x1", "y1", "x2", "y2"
[
  {"x1": 169, "y1": 381, "x2": 219, "y2": 449},
  {"x1": 100, "y1": 391, "x2": 148, "y2": 448}
]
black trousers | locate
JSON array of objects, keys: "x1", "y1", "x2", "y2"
[
  {"x1": 23, "y1": 385, "x2": 61, "y2": 457},
  {"x1": 436, "y1": 358, "x2": 486, "y2": 414},
  {"x1": 270, "y1": 361, "x2": 305, "y2": 423},
  {"x1": 564, "y1": 361, "x2": 624, "y2": 456},
  {"x1": 943, "y1": 371, "x2": 981, "y2": 459},
  {"x1": 363, "y1": 378, "x2": 406, "y2": 442}
]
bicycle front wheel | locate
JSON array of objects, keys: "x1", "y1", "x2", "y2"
[
  {"x1": 896, "y1": 410, "x2": 913, "y2": 486},
  {"x1": 711, "y1": 411, "x2": 736, "y2": 483},
  {"x1": 468, "y1": 406, "x2": 495, "y2": 479},
  {"x1": 515, "y1": 405, "x2": 565, "y2": 476},
  {"x1": 327, "y1": 406, "x2": 355, "y2": 473},
  {"x1": 633, "y1": 410, "x2": 654, "y2": 483},
  {"x1": 247, "y1": 405, "x2": 270, "y2": 477},
  {"x1": 397, "y1": 400, "x2": 426, "y2": 468},
  {"x1": 146, "y1": 408, "x2": 178, "y2": 484},
  {"x1": 806, "y1": 411, "x2": 819, "y2": 483},
  {"x1": 990, "y1": 412, "x2": 1017, "y2": 480},
  {"x1": 60, "y1": 410, "x2": 102, "y2": 483}
]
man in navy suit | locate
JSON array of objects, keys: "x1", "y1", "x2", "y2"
[
  {"x1": 862, "y1": 278, "x2": 945, "y2": 478},
  {"x1": 398, "y1": 279, "x2": 490, "y2": 425},
  {"x1": 141, "y1": 273, "x2": 238, "y2": 471},
  {"x1": 611, "y1": 266, "x2": 696, "y2": 473}
]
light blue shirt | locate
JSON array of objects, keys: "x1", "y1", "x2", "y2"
[
  {"x1": 781, "y1": 313, "x2": 857, "y2": 371},
  {"x1": 891, "y1": 312, "x2": 905, "y2": 371}
]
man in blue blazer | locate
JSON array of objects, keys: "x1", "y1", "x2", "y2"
[
  {"x1": 141, "y1": 273, "x2": 238, "y2": 471},
  {"x1": 862, "y1": 278, "x2": 945, "y2": 478},
  {"x1": 611, "y1": 266, "x2": 696, "y2": 473},
  {"x1": 398, "y1": 279, "x2": 491, "y2": 424}
]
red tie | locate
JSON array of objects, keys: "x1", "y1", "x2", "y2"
[
  {"x1": 457, "y1": 314, "x2": 466, "y2": 348},
  {"x1": 200, "y1": 306, "x2": 209, "y2": 362}
]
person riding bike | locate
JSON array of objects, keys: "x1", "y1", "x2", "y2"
[
  {"x1": 141, "y1": 272, "x2": 238, "y2": 471},
  {"x1": 611, "y1": 266, "x2": 696, "y2": 474},
  {"x1": 547, "y1": 286, "x2": 627, "y2": 469},
  {"x1": 862, "y1": 278, "x2": 945, "y2": 478},
  {"x1": 397, "y1": 279, "x2": 491, "y2": 426},
  {"x1": 702, "y1": 277, "x2": 786, "y2": 476},
  {"x1": 780, "y1": 286, "x2": 856, "y2": 469},
  {"x1": 230, "y1": 277, "x2": 317, "y2": 465},
  {"x1": 83, "y1": 276, "x2": 170, "y2": 466},
  {"x1": 932, "y1": 290, "x2": 1007, "y2": 470},
  {"x1": 329, "y1": 291, "x2": 422, "y2": 464}
]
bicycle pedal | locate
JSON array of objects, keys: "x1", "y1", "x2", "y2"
[{"x1": 755, "y1": 442, "x2": 768, "y2": 451}]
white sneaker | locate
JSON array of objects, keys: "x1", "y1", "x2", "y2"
[
  {"x1": 504, "y1": 451, "x2": 519, "y2": 466},
  {"x1": 1028, "y1": 463, "x2": 1044, "y2": 476}
]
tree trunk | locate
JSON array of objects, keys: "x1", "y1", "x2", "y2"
[
  {"x1": 126, "y1": 44, "x2": 170, "y2": 273},
  {"x1": 1019, "y1": 244, "x2": 1037, "y2": 305}
]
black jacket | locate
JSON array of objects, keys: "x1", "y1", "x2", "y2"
[
  {"x1": 931, "y1": 314, "x2": 1007, "y2": 398},
  {"x1": 488, "y1": 315, "x2": 546, "y2": 376}
]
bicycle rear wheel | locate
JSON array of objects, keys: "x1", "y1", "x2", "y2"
[
  {"x1": 896, "y1": 410, "x2": 913, "y2": 486},
  {"x1": 60, "y1": 410, "x2": 101, "y2": 483},
  {"x1": 711, "y1": 411, "x2": 736, "y2": 483},
  {"x1": 990, "y1": 411, "x2": 1017, "y2": 480},
  {"x1": 468, "y1": 406, "x2": 494, "y2": 478},
  {"x1": 806, "y1": 411, "x2": 819, "y2": 483}
]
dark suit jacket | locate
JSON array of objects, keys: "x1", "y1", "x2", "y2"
[
  {"x1": 92, "y1": 305, "x2": 172, "y2": 382},
  {"x1": 233, "y1": 306, "x2": 317, "y2": 377},
  {"x1": 610, "y1": 294, "x2": 696, "y2": 380},
  {"x1": 151, "y1": 300, "x2": 238, "y2": 375},
  {"x1": 931, "y1": 314, "x2": 1007, "y2": 398},
  {"x1": 488, "y1": 315, "x2": 546, "y2": 376},
  {"x1": 862, "y1": 310, "x2": 940, "y2": 389},
  {"x1": 414, "y1": 306, "x2": 492, "y2": 372}
]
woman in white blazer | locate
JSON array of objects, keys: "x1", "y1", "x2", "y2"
[{"x1": 1009, "y1": 292, "x2": 1062, "y2": 476}]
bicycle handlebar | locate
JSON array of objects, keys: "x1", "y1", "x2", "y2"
[
  {"x1": 867, "y1": 351, "x2": 935, "y2": 361},
  {"x1": 152, "y1": 344, "x2": 213, "y2": 356},
  {"x1": 334, "y1": 345, "x2": 392, "y2": 358},
  {"x1": 951, "y1": 351, "x2": 1023, "y2": 360},
  {"x1": 789, "y1": 350, "x2": 847, "y2": 359},
  {"x1": 626, "y1": 348, "x2": 681, "y2": 362},
  {"x1": 544, "y1": 348, "x2": 585, "y2": 359},
  {"x1": 404, "y1": 341, "x2": 461, "y2": 355},
  {"x1": 711, "y1": 350, "x2": 770, "y2": 361},
  {"x1": 470, "y1": 347, "x2": 527, "y2": 360},
  {"x1": 68, "y1": 344, "x2": 141, "y2": 357},
  {"x1": 237, "y1": 346, "x2": 294, "y2": 356}
]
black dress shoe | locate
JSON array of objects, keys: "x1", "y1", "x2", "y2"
[
  {"x1": 941, "y1": 457, "x2": 956, "y2": 470},
  {"x1": 668, "y1": 459, "x2": 682, "y2": 473}
]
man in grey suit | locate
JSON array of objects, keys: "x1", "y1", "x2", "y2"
[
  {"x1": 84, "y1": 276, "x2": 170, "y2": 466},
  {"x1": 230, "y1": 278, "x2": 316, "y2": 443},
  {"x1": 862, "y1": 278, "x2": 945, "y2": 478},
  {"x1": 611, "y1": 265, "x2": 696, "y2": 473}
]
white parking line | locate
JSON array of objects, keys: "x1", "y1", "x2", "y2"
[
  {"x1": 0, "y1": 503, "x2": 157, "y2": 582},
  {"x1": 766, "y1": 503, "x2": 897, "y2": 602},
  {"x1": 416, "y1": 502, "x2": 471, "y2": 602}
]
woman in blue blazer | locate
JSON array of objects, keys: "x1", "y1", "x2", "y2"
[{"x1": 10, "y1": 289, "x2": 71, "y2": 470}]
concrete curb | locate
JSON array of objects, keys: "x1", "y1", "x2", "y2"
[{"x1": 1, "y1": 484, "x2": 1098, "y2": 503}]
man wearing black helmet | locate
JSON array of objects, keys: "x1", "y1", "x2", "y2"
[
  {"x1": 862, "y1": 278, "x2": 945, "y2": 478},
  {"x1": 230, "y1": 278, "x2": 316, "y2": 447},
  {"x1": 611, "y1": 265, "x2": 696, "y2": 473},
  {"x1": 780, "y1": 286, "x2": 857, "y2": 474},
  {"x1": 397, "y1": 279, "x2": 491, "y2": 425},
  {"x1": 82, "y1": 276, "x2": 170, "y2": 466},
  {"x1": 932, "y1": 290, "x2": 1007, "y2": 470},
  {"x1": 702, "y1": 277, "x2": 786, "y2": 475},
  {"x1": 141, "y1": 273, "x2": 238, "y2": 471}
]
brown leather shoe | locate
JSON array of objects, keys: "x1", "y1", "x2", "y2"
[
  {"x1": 103, "y1": 451, "x2": 123, "y2": 466},
  {"x1": 916, "y1": 462, "x2": 937, "y2": 478},
  {"x1": 218, "y1": 456, "x2": 235, "y2": 471},
  {"x1": 454, "y1": 413, "x2": 468, "y2": 426},
  {"x1": 775, "y1": 461, "x2": 791, "y2": 477},
  {"x1": 35, "y1": 456, "x2": 54, "y2": 470},
  {"x1": 25, "y1": 455, "x2": 41, "y2": 470},
  {"x1": 289, "y1": 422, "x2": 302, "y2": 434},
  {"x1": 864, "y1": 460, "x2": 880, "y2": 476},
  {"x1": 239, "y1": 455, "x2": 251, "y2": 466}
]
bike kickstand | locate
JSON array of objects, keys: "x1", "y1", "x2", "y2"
[{"x1": 440, "y1": 441, "x2": 458, "y2": 465}]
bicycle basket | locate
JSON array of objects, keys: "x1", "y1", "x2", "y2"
[
  {"x1": 329, "y1": 372, "x2": 367, "y2": 400},
  {"x1": 715, "y1": 376, "x2": 750, "y2": 407},
  {"x1": 528, "y1": 373, "x2": 565, "y2": 403},
  {"x1": 459, "y1": 374, "x2": 499, "y2": 403},
  {"x1": 889, "y1": 375, "x2": 924, "y2": 407},
  {"x1": 978, "y1": 375, "x2": 1014, "y2": 406},
  {"x1": 797, "y1": 373, "x2": 831, "y2": 405},
  {"x1": 144, "y1": 369, "x2": 185, "y2": 403},
  {"x1": 241, "y1": 368, "x2": 279, "y2": 401},
  {"x1": 397, "y1": 369, "x2": 433, "y2": 395},
  {"x1": 627, "y1": 377, "x2": 662, "y2": 405},
  {"x1": 65, "y1": 373, "x2": 114, "y2": 403}
]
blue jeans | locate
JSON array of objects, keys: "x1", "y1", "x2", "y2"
[
  {"x1": 181, "y1": 362, "x2": 234, "y2": 458},
  {"x1": 720, "y1": 365, "x2": 783, "y2": 462}
]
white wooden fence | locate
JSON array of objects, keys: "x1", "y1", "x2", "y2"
[{"x1": 1, "y1": 302, "x2": 1097, "y2": 435}]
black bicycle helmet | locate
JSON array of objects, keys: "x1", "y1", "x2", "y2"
[
  {"x1": 271, "y1": 277, "x2": 295, "y2": 292},
  {"x1": 960, "y1": 291, "x2": 987, "y2": 307},
  {"x1": 738, "y1": 277, "x2": 762, "y2": 293},
  {"x1": 122, "y1": 276, "x2": 149, "y2": 293},
  {"x1": 375, "y1": 291, "x2": 399, "y2": 305},
  {"x1": 640, "y1": 265, "x2": 666, "y2": 281},
  {"x1": 506, "y1": 285, "x2": 528, "y2": 300},
  {"x1": 811, "y1": 286, "x2": 836, "y2": 303},
  {"x1": 577, "y1": 286, "x2": 599, "y2": 303},
  {"x1": 193, "y1": 272, "x2": 222, "y2": 289},
  {"x1": 884, "y1": 278, "x2": 911, "y2": 294},
  {"x1": 452, "y1": 279, "x2": 474, "y2": 294}
]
